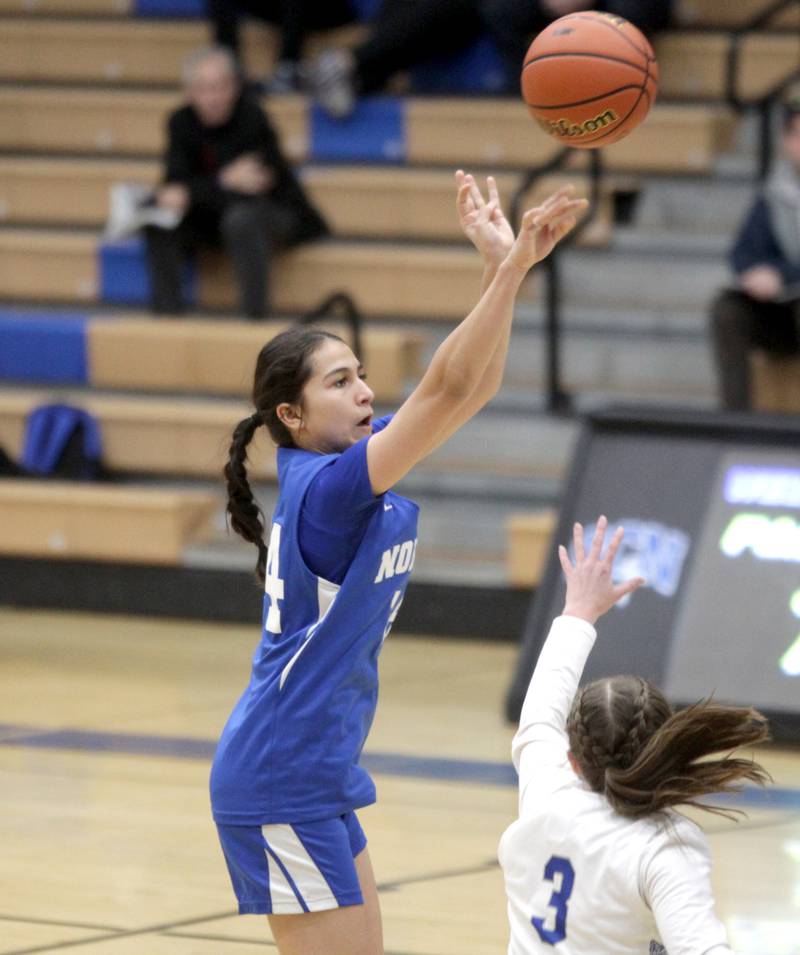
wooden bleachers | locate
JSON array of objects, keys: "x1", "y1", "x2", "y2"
[
  {"x1": 678, "y1": 0, "x2": 800, "y2": 29},
  {"x1": 506, "y1": 510, "x2": 557, "y2": 589},
  {"x1": 3, "y1": 17, "x2": 798, "y2": 107},
  {"x1": 0, "y1": 0, "x2": 130, "y2": 13},
  {"x1": 0, "y1": 87, "x2": 735, "y2": 174},
  {"x1": 0, "y1": 88, "x2": 305, "y2": 159},
  {"x1": 0, "y1": 159, "x2": 614, "y2": 246},
  {"x1": 0, "y1": 480, "x2": 217, "y2": 563},
  {"x1": 0, "y1": 228, "x2": 484, "y2": 318},
  {"x1": 750, "y1": 352, "x2": 800, "y2": 414},
  {"x1": 86, "y1": 316, "x2": 425, "y2": 401},
  {"x1": 656, "y1": 32, "x2": 800, "y2": 102},
  {"x1": 0, "y1": 389, "x2": 277, "y2": 478}
]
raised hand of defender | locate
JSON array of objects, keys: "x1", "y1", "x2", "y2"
[
  {"x1": 507, "y1": 185, "x2": 588, "y2": 273},
  {"x1": 455, "y1": 170, "x2": 514, "y2": 269},
  {"x1": 559, "y1": 516, "x2": 645, "y2": 626}
]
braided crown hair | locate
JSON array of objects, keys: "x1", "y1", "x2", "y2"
[
  {"x1": 567, "y1": 676, "x2": 770, "y2": 820},
  {"x1": 224, "y1": 326, "x2": 346, "y2": 582}
]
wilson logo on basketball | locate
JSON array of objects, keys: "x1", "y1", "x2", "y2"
[{"x1": 536, "y1": 108, "x2": 619, "y2": 139}]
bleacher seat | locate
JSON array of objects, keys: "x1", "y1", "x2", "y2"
[
  {"x1": 0, "y1": 389, "x2": 277, "y2": 478},
  {"x1": 506, "y1": 511, "x2": 557, "y2": 588},
  {"x1": 0, "y1": 87, "x2": 736, "y2": 174},
  {"x1": 750, "y1": 352, "x2": 800, "y2": 414},
  {"x1": 0, "y1": 480, "x2": 217, "y2": 563},
  {"x1": 0, "y1": 159, "x2": 613, "y2": 246},
  {"x1": 85, "y1": 316, "x2": 423, "y2": 401}
]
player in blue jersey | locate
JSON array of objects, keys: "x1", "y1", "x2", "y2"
[{"x1": 210, "y1": 172, "x2": 587, "y2": 955}]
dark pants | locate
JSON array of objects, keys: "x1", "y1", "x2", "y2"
[
  {"x1": 354, "y1": 0, "x2": 485, "y2": 94},
  {"x1": 710, "y1": 288, "x2": 800, "y2": 410},
  {"x1": 145, "y1": 197, "x2": 302, "y2": 318},
  {"x1": 209, "y1": 0, "x2": 355, "y2": 62}
]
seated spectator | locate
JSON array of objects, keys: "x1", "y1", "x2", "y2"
[
  {"x1": 208, "y1": 0, "x2": 356, "y2": 93},
  {"x1": 145, "y1": 46, "x2": 328, "y2": 319},
  {"x1": 311, "y1": 0, "x2": 672, "y2": 118},
  {"x1": 710, "y1": 101, "x2": 800, "y2": 411}
]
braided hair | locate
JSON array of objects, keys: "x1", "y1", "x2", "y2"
[
  {"x1": 567, "y1": 675, "x2": 770, "y2": 820},
  {"x1": 224, "y1": 326, "x2": 346, "y2": 582}
]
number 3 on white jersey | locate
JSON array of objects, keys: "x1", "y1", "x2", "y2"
[
  {"x1": 531, "y1": 855, "x2": 575, "y2": 945},
  {"x1": 265, "y1": 523, "x2": 285, "y2": 634}
]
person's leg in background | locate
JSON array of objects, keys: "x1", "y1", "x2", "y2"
[
  {"x1": 311, "y1": 0, "x2": 482, "y2": 116},
  {"x1": 144, "y1": 224, "x2": 192, "y2": 315},
  {"x1": 220, "y1": 197, "x2": 309, "y2": 318},
  {"x1": 477, "y1": 0, "x2": 550, "y2": 81},
  {"x1": 710, "y1": 288, "x2": 800, "y2": 410}
]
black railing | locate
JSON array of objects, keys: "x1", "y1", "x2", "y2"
[
  {"x1": 298, "y1": 291, "x2": 364, "y2": 359},
  {"x1": 509, "y1": 148, "x2": 604, "y2": 413},
  {"x1": 725, "y1": 0, "x2": 800, "y2": 178}
]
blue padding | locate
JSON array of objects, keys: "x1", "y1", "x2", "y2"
[
  {"x1": 350, "y1": 0, "x2": 381, "y2": 20},
  {"x1": 412, "y1": 36, "x2": 511, "y2": 95},
  {"x1": 0, "y1": 313, "x2": 88, "y2": 384},
  {"x1": 99, "y1": 237, "x2": 196, "y2": 307},
  {"x1": 133, "y1": 0, "x2": 205, "y2": 16},
  {"x1": 310, "y1": 97, "x2": 405, "y2": 163}
]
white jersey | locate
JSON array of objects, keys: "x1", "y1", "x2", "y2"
[{"x1": 499, "y1": 616, "x2": 732, "y2": 955}]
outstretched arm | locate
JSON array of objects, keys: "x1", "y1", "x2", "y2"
[
  {"x1": 366, "y1": 183, "x2": 586, "y2": 495},
  {"x1": 513, "y1": 518, "x2": 645, "y2": 800}
]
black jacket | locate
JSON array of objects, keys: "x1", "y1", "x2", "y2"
[
  {"x1": 730, "y1": 195, "x2": 800, "y2": 285},
  {"x1": 164, "y1": 93, "x2": 328, "y2": 244}
]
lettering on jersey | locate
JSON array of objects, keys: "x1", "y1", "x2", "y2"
[
  {"x1": 649, "y1": 943, "x2": 667, "y2": 955},
  {"x1": 264, "y1": 522, "x2": 285, "y2": 634},
  {"x1": 374, "y1": 538, "x2": 417, "y2": 583},
  {"x1": 383, "y1": 588, "x2": 404, "y2": 642}
]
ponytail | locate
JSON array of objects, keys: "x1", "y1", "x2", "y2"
[
  {"x1": 604, "y1": 701, "x2": 770, "y2": 819},
  {"x1": 224, "y1": 413, "x2": 267, "y2": 583},
  {"x1": 568, "y1": 676, "x2": 771, "y2": 821}
]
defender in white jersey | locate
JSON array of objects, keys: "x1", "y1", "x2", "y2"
[
  {"x1": 500, "y1": 517, "x2": 770, "y2": 955},
  {"x1": 215, "y1": 175, "x2": 587, "y2": 955}
]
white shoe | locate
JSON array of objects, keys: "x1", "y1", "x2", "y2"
[{"x1": 310, "y1": 49, "x2": 357, "y2": 119}]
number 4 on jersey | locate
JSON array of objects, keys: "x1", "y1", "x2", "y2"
[
  {"x1": 265, "y1": 523, "x2": 285, "y2": 634},
  {"x1": 531, "y1": 855, "x2": 575, "y2": 945}
]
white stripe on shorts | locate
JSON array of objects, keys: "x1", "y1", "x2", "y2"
[{"x1": 262, "y1": 824, "x2": 337, "y2": 913}]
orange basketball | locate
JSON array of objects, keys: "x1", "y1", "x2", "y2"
[{"x1": 521, "y1": 11, "x2": 659, "y2": 148}]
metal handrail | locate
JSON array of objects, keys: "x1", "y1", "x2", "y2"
[
  {"x1": 298, "y1": 291, "x2": 364, "y2": 360},
  {"x1": 509, "y1": 148, "x2": 604, "y2": 413},
  {"x1": 725, "y1": 0, "x2": 800, "y2": 178}
]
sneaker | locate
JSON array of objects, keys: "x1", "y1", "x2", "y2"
[{"x1": 309, "y1": 49, "x2": 357, "y2": 119}]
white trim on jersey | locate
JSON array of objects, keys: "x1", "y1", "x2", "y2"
[
  {"x1": 262, "y1": 824, "x2": 337, "y2": 914},
  {"x1": 279, "y1": 577, "x2": 340, "y2": 690}
]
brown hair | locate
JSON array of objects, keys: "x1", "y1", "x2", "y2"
[
  {"x1": 224, "y1": 326, "x2": 346, "y2": 581},
  {"x1": 567, "y1": 675, "x2": 770, "y2": 820}
]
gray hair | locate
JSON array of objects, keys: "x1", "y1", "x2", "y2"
[{"x1": 182, "y1": 45, "x2": 240, "y2": 87}]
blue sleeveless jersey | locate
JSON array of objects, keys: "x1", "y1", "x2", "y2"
[{"x1": 210, "y1": 443, "x2": 419, "y2": 824}]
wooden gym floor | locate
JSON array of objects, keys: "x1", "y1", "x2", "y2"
[{"x1": 1, "y1": 607, "x2": 798, "y2": 954}]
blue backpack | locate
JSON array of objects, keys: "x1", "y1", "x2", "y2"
[{"x1": 21, "y1": 403, "x2": 104, "y2": 480}]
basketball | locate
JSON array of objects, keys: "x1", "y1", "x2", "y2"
[{"x1": 521, "y1": 11, "x2": 659, "y2": 148}]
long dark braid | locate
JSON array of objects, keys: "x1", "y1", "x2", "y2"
[
  {"x1": 224, "y1": 326, "x2": 346, "y2": 582},
  {"x1": 224, "y1": 412, "x2": 268, "y2": 581}
]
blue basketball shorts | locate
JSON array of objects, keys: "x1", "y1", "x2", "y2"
[{"x1": 216, "y1": 812, "x2": 368, "y2": 915}]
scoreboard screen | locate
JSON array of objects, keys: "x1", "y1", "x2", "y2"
[{"x1": 506, "y1": 408, "x2": 800, "y2": 742}]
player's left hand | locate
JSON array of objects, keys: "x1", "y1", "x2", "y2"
[
  {"x1": 455, "y1": 170, "x2": 514, "y2": 269},
  {"x1": 559, "y1": 516, "x2": 645, "y2": 626},
  {"x1": 506, "y1": 184, "x2": 588, "y2": 273}
]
